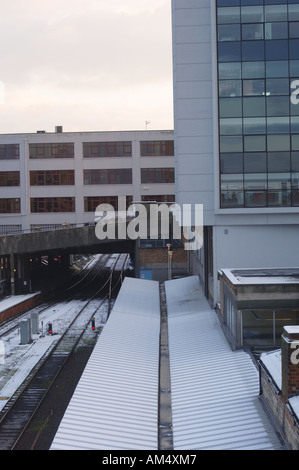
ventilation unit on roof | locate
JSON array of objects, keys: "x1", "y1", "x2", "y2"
[{"x1": 55, "y1": 126, "x2": 63, "y2": 133}]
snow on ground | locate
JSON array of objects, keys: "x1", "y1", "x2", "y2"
[
  {"x1": 0, "y1": 293, "x2": 41, "y2": 313},
  {"x1": 0, "y1": 254, "x2": 109, "y2": 411}
]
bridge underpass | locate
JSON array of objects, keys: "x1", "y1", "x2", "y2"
[{"x1": 0, "y1": 225, "x2": 136, "y2": 295}]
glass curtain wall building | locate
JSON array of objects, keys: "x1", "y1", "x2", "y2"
[
  {"x1": 172, "y1": 0, "x2": 299, "y2": 306},
  {"x1": 217, "y1": 0, "x2": 299, "y2": 208}
]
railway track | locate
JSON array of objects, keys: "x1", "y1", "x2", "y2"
[
  {"x1": 0, "y1": 253, "x2": 111, "y2": 338},
  {"x1": 0, "y1": 253, "x2": 130, "y2": 450}
]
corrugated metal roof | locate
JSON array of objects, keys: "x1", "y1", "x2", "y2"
[
  {"x1": 50, "y1": 277, "x2": 161, "y2": 450},
  {"x1": 165, "y1": 276, "x2": 284, "y2": 450}
]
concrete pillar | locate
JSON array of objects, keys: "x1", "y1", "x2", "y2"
[
  {"x1": 281, "y1": 326, "x2": 299, "y2": 400},
  {"x1": 10, "y1": 252, "x2": 15, "y2": 295}
]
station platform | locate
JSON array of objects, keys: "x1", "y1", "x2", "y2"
[{"x1": 50, "y1": 276, "x2": 284, "y2": 450}]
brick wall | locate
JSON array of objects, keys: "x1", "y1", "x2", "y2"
[
  {"x1": 0, "y1": 293, "x2": 43, "y2": 323},
  {"x1": 139, "y1": 248, "x2": 188, "y2": 265},
  {"x1": 261, "y1": 368, "x2": 299, "y2": 450}
]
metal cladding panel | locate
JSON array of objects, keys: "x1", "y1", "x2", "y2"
[
  {"x1": 50, "y1": 277, "x2": 161, "y2": 450},
  {"x1": 165, "y1": 276, "x2": 284, "y2": 451}
]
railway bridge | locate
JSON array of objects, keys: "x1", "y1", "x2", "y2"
[{"x1": 0, "y1": 223, "x2": 136, "y2": 295}]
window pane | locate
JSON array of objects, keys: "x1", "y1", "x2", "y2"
[
  {"x1": 265, "y1": 22, "x2": 288, "y2": 39},
  {"x1": 244, "y1": 152, "x2": 267, "y2": 172},
  {"x1": 243, "y1": 97, "x2": 266, "y2": 116},
  {"x1": 266, "y1": 78, "x2": 289, "y2": 95},
  {"x1": 290, "y1": 40, "x2": 299, "y2": 60},
  {"x1": 268, "y1": 152, "x2": 290, "y2": 172},
  {"x1": 245, "y1": 191, "x2": 267, "y2": 207},
  {"x1": 218, "y1": 42, "x2": 241, "y2": 61},
  {"x1": 221, "y1": 191, "x2": 244, "y2": 207},
  {"x1": 290, "y1": 60, "x2": 299, "y2": 77},
  {"x1": 292, "y1": 135, "x2": 299, "y2": 150},
  {"x1": 218, "y1": 24, "x2": 241, "y2": 41},
  {"x1": 265, "y1": 40, "x2": 288, "y2": 60},
  {"x1": 265, "y1": 5, "x2": 287, "y2": 22},
  {"x1": 244, "y1": 135, "x2": 266, "y2": 151},
  {"x1": 220, "y1": 135, "x2": 243, "y2": 152},
  {"x1": 292, "y1": 173, "x2": 299, "y2": 188},
  {"x1": 221, "y1": 174, "x2": 244, "y2": 190},
  {"x1": 220, "y1": 118, "x2": 243, "y2": 134},
  {"x1": 243, "y1": 79, "x2": 265, "y2": 95},
  {"x1": 291, "y1": 116, "x2": 299, "y2": 132},
  {"x1": 242, "y1": 41, "x2": 264, "y2": 61},
  {"x1": 220, "y1": 153, "x2": 244, "y2": 173},
  {"x1": 267, "y1": 96, "x2": 289, "y2": 116},
  {"x1": 266, "y1": 61, "x2": 289, "y2": 77},
  {"x1": 244, "y1": 173, "x2": 267, "y2": 189},
  {"x1": 242, "y1": 61, "x2": 265, "y2": 78},
  {"x1": 289, "y1": 4, "x2": 299, "y2": 22},
  {"x1": 218, "y1": 62, "x2": 242, "y2": 79},
  {"x1": 243, "y1": 117, "x2": 266, "y2": 134},
  {"x1": 292, "y1": 152, "x2": 299, "y2": 171},
  {"x1": 267, "y1": 117, "x2": 290, "y2": 133},
  {"x1": 219, "y1": 79, "x2": 242, "y2": 96},
  {"x1": 267, "y1": 134, "x2": 290, "y2": 151},
  {"x1": 217, "y1": 0, "x2": 240, "y2": 6},
  {"x1": 218, "y1": 7, "x2": 241, "y2": 23},
  {"x1": 242, "y1": 23, "x2": 264, "y2": 40},
  {"x1": 241, "y1": 6, "x2": 264, "y2": 23},
  {"x1": 289, "y1": 22, "x2": 299, "y2": 39},
  {"x1": 268, "y1": 172, "x2": 291, "y2": 188},
  {"x1": 219, "y1": 98, "x2": 242, "y2": 117}
]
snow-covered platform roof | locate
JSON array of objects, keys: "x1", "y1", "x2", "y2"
[
  {"x1": 50, "y1": 277, "x2": 161, "y2": 450},
  {"x1": 51, "y1": 276, "x2": 284, "y2": 450},
  {"x1": 165, "y1": 276, "x2": 284, "y2": 450}
]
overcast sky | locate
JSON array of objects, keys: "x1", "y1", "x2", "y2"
[{"x1": 0, "y1": 0, "x2": 173, "y2": 134}]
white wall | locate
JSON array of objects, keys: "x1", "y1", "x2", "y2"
[
  {"x1": 0, "y1": 129, "x2": 175, "y2": 232},
  {"x1": 172, "y1": 0, "x2": 215, "y2": 226}
]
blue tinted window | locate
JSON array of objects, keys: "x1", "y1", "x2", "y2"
[
  {"x1": 243, "y1": 117, "x2": 266, "y2": 134},
  {"x1": 265, "y1": 40, "x2": 288, "y2": 60},
  {"x1": 220, "y1": 153, "x2": 244, "y2": 173},
  {"x1": 267, "y1": 117, "x2": 290, "y2": 133},
  {"x1": 218, "y1": 24, "x2": 241, "y2": 41},
  {"x1": 290, "y1": 40, "x2": 299, "y2": 60},
  {"x1": 289, "y1": 22, "x2": 299, "y2": 39},
  {"x1": 267, "y1": 96, "x2": 290, "y2": 116},
  {"x1": 241, "y1": 6, "x2": 264, "y2": 23},
  {"x1": 244, "y1": 153, "x2": 267, "y2": 172},
  {"x1": 242, "y1": 41, "x2": 264, "y2": 61},
  {"x1": 219, "y1": 98, "x2": 243, "y2": 117},
  {"x1": 218, "y1": 7, "x2": 240, "y2": 23},
  {"x1": 265, "y1": 22, "x2": 288, "y2": 39},
  {"x1": 219, "y1": 62, "x2": 242, "y2": 79},
  {"x1": 242, "y1": 23, "x2": 264, "y2": 40},
  {"x1": 219, "y1": 80, "x2": 242, "y2": 96},
  {"x1": 266, "y1": 78, "x2": 289, "y2": 95},
  {"x1": 265, "y1": 5, "x2": 287, "y2": 22},
  {"x1": 243, "y1": 79, "x2": 265, "y2": 95},
  {"x1": 218, "y1": 42, "x2": 241, "y2": 61},
  {"x1": 242, "y1": 61, "x2": 265, "y2": 78},
  {"x1": 243, "y1": 97, "x2": 266, "y2": 116},
  {"x1": 266, "y1": 61, "x2": 289, "y2": 77}
]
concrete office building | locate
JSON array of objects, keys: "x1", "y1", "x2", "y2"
[
  {"x1": 0, "y1": 128, "x2": 175, "y2": 234},
  {"x1": 172, "y1": 0, "x2": 299, "y2": 306}
]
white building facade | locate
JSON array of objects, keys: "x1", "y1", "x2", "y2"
[
  {"x1": 0, "y1": 128, "x2": 175, "y2": 235},
  {"x1": 172, "y1": 0, "x2": 299, "y2": 305}
]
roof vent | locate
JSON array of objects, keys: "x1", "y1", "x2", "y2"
[
  {"x1": 37, "y1": 130, "x2": 46, "y2": 134},
  {"x1": 55, "y1": 126, "x2": 63, "y2": 133}
]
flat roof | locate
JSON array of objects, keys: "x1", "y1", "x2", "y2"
[
  {"x1": 50, "y1": 277, "x2": 161, "y2": 450},
  {"x1": 220, "y1": 268, "x2": 299, "y2": 286}
]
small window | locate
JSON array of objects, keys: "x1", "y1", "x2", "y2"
[{"x1": 218, "y1": 24, "x2": 241, "y2": 41}]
